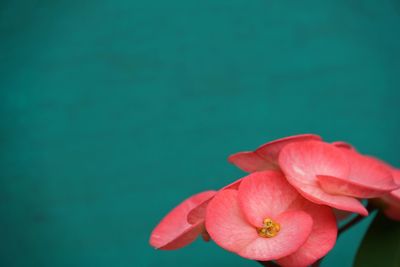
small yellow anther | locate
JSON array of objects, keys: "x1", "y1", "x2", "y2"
[{"x1": 258, "y1": 218, "x2": 280, "y2": 238}]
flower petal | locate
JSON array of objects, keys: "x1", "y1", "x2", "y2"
[
  {"x1": 277, "y1": 198, "x2": 337, "y2": 267},
  {"x1": 228, "y1": 134, "x2": 322, "y2": 172},
  {"x1": 186, "y1": 198, "x2": 214, "y2": 225},
  {"x1": 381, "y1": 167, "x2": 400, "y2": 221},
  {"x1": 205, "y1": 189, "x2": 259, "y2": 254},
  {"x1": 223, "y1": 178, "x2": 243, "y2": 190},
  {"x1": 187, "y1": 179, "x2": 242, "y2": 224},
  {"x1": 318, "y1": 174, "x2": 397, "y2": 199},
  {"x1": 279, "y1": 141, "x2": 368, "y2": 215},
  {"x1": 256, "y1": 134, "x2": 322, "y2": 163},
  {"x1": 154, "y1": 223, "x2": 205, "y2": 250},
  {"x1": 340, "y1": 151, "x2": 398, "y2": 197},
  {"x1": 238, "y1": 171, "x2": 299, "y2": 227},
  {"x1": 292, "y1": 183, "x2": 367, "y2": 215},
  {"x1": 387, "y1": 167, "x2": 400, "y2": 201},
  {"x1": 238, "y1": 210, "x2": 313, "y2": 261},
  {"x1": 150, "y1": 190, "x2": 216, "y2": 249},
  {"x1": 228, "y1": 152, "x2": 274, "y2": 172}
]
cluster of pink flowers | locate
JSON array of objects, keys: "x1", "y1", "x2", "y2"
[{"x1": 150, "y1": 134, "x2": 400, "y2": 267}]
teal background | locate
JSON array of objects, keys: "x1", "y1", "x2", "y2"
[{"x1": 1, "y1": 1, "x2": 399, "y2": 266}]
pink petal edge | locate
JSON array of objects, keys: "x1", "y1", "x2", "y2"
[
  {"x1": 238, "y1": 170, "x2": 299, "y2": 228},
  {"x1": 228, "y1": 134, "x2": 322, "y2": 172},
  {"x1": 237, "y1": 210, "x2": 314, "y2": 261},
  {"x1": 187, "y1": 178, "x2": 243, "y2": 224},
  {"x1": 318, "y1": 174, "x2": 397, "y2": 199},
  {"x1": 150, "y1": 190, "x2": 216, "y2": 249},
  {"x1": 205, "y1": 189, "x2": 260, "y2": 254},
  {"x1": 277, "y1": 198, "x2": 337, "y2": 267}
]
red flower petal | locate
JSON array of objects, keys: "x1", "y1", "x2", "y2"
[
  {"x1": 237, "y1": 210, "x2": 313, "y2": 261},
  {"x1": 228, "y1": 134, "x2": 322, "y2": 172},
  {"x1": 150, "y1": 190, "x2": 216, "y2": 249},
  {"x1": 279, "y1": 141, "x2": 368, "y2": 215},
  {"x1": 238, "y1": 171, "x2": 299, "y2": 227},
  {"x1": 277, "y1": 198, "x2": 337, "y2": 267},
  {"x1": 205, "y1": 189, "x2": 260, "y2": 254}
]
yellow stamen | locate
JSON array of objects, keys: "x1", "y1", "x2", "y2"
[{"x1": 258, "y1": 218, "x2": 280, "y2": 238}]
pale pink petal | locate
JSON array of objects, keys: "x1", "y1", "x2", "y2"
[
  {"x1": 277, "y1": 198, "x2": 337, "y2": 267},
  {"x1": 367, "y1": 157, "x2": 400, "y2": 185},
  {"x1": 279, "y1": 140, "x2": 350, "y2": 185},
  {"x1": 292, "y1": 183, "x2": 368, "y2": 216},
  {"x1": 256, "y1": 134, "x2": 322, "y2": 163},
  {"x1": 363, "y1": 158, "x2": 400, "y2": 219},
  {"x1": 238, "y1": 171, "x2": 299, "y2": 227},
  {"x1": 318, "y1": 174, "x2": 397, "y2": 199},
  {"x1": 238, "y1": 210, "x2": 313, "y2": 261},
  {"x1": 187, "y1": 179, "x2": 242, "y2": 224},
  {"x1": 155, "y1": 223, "x2": 205, "y2": 250},
  {"x1": 339, "y1": 151, "x2": 399, "y2": 197},
  {"x1": 392, "y1": 168, "x2": 400, "y2": 184},
  {"x1": 205, "y1": 189, "x2": 259, "y2": 253},
  {"x1": 279, "y1": 141, "x2": 368, "y2": 215},
  {"x1": 228, "y1": 152, "x2": 275, "y2": 172},
  {"x1": 187, "y1": 198, "x2": 214, "y2": 224},
  {"x1": 228, "y1": 134, "x2": 322, "y2": 172},
  {"x1": 150, "y1": 190, "x2": 217, "y2": 249}
]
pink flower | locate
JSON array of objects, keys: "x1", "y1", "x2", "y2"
[
  {"x1": 229, "y1": 135, "x2": 399, "y2": 216},
  {"x1": 228, "y1": 134, "x2": 322, "y2": 172},
  {"x1": 279, "y1": 140, "x2": 399, "y2": 215},
  {"x1": 205, "y1": 171, "x2": 337, "y2": 266},
  {"x1": 150, "y1": 190, "x2": 216, "y2": 249},
  {"x1": 228, "y1": 135, "x2": 354, "y2": 174}
]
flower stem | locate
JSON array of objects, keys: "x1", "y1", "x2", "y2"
[
  {"x1": 338, "y1": 214, "x2": 365, "y2": 235},
  {"x1": 311, "y1": 258, "x2": 321, "y2": 267},
  {"x1": 338, "y1": 203, "x2": 375, "y2": 235},
  {"x1": 257, "y1": 261, "x2": 279, "y2": 267}
]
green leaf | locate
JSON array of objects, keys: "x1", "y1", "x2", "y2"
[{"x1": 354, "y1": 212, "x2": 400, "y2": 267}]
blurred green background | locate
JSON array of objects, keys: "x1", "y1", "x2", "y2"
[{"x1": 1, "y1": 1, "x2": 399, "y2": 266}]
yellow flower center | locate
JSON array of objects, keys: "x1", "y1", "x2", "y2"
[{"x1": 258, "y1": 218, "x2": 280, "y2": 238}]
